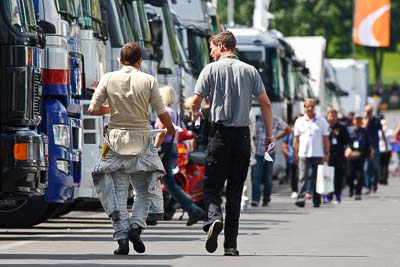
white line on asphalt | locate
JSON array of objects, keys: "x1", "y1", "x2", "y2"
[
  {"x1": 0, "y1": 228, "x2": 106, "y2": 251},
  {"x1": 0, "y1": 241, "x2": 37, "y2": 251}
]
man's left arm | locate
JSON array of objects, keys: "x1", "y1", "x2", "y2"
[{"x1": 257, "y1": 93, "x2": 273, "y2": 150}]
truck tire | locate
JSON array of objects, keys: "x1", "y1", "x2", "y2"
[
  {"x1": 50, "y1": 201, "x2": 79, "y2": 218},
  {"x1": 31, "y1": 203, "x2": 61, "y2": 225},
  {"x1": 0, "y1": 197, "x2": 50, "y2": 228}
]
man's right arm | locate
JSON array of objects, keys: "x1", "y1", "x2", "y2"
[
  {"x1": 88, "y1": 73, "x2": 109, "y2": 115},
  {"x1": 88, "y1": 105, "x2": 110, "y2": 116},
  {"x1": 157, "y1": 111, "x2": 175, "y2": 136},
  {"x1": 293, "y1": 135, "x2": 299, "y2": 163},
  {"x1": 190, "y1": 94, "x2": 204, "y2": 121}
]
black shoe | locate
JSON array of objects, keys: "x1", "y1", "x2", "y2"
[
  {"x1": 146, "y1": 218, "x2": 158, "y2": 226},
  {"x1": 186, "y1": 209, "x2": 204, "y2": 226},
  {"x1": 163, "y1": 207, "x2": 176, "y2": 221},
  {"x1": 128, "y1": 227, "x2": 145, "y2": 253},
  {"x1": 224, "y1": 248, "x2": 239, "y2": 256},
  {"x1": 250, "y1": 201, "x2": 259, "y2": 207},
  {"x1": 205, "y1": 220, "x2": 223, "y2": 253},
  {"x1": 355, "y1": 194, "x2": 362, "y2": 200},
  {"x1": 114, "y1": 239, "x2": 129, "y2": 255},
  {"x1": 146, "y1": 213, "x2": 161, "y2": 226},
  {"x1": 294, "y1": 198, "x2": 305, "y2": 208},
  {"x1": 313, "y1": 203, "x2": 321, "y2": 208}
]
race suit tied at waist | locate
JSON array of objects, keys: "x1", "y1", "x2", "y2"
[{"x1": 106, "y1": 128, "x2": 151, "y2": 155}]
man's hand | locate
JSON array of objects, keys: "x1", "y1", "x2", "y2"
[
  {"x1": 344, "y1": 147, "x2": 352, "y2": 159},
  {"x1": 190, "y1": 111, "x2": 204, "y2": 122},
  {"x1": 88, "y1": 105, "x2": 110, "y2": 116}
]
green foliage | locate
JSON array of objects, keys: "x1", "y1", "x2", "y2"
[
  {"x1": 269, "y1": 0, "x2": 354, "y2": 58},
  {"x1": 217, "y1": 0, "x2": 254, "y2": 26},
  {"x1": 356, "y1": 47, "x2": 400, "y2": 84},
  {"x1": 216, "y1": 0, "x2": 400, "y2": 83}
]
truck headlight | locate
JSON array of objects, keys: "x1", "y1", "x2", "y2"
[
  {"x1": 53, "y1": 124, "x2": 70, "y2": 148},
  {"x1": 56, "y1": 160, "x2": 69, "y2": 175}
]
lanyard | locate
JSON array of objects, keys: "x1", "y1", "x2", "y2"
[
  {"x1": 305, "y1": 117, "x2": 316, "y2": 137},
  {"x1": 219, "y1": 54, "x2": 239, "y2": 60}
]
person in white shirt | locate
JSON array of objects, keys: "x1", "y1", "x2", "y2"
[{"x1": 293, "y1": 99, "x2": 330, "y2": 208}]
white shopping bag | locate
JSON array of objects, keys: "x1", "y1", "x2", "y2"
[{"x1": 316, "y1": 164, "x2": 334, "y2": 195}]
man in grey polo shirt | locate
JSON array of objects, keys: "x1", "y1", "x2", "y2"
[{"x1": 191, "y1": 31, "x2": 274, "y2": 256}]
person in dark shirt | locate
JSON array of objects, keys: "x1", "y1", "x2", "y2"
[
  {"x1": 345, "y1": 114, "x2": 372, "y2": 200},
  {"x1": 363, "y1": 105, "x2": 388, "y2": 193},
  {"x1": 324, "y1": 109, "x2": 350, "y2": 204}
]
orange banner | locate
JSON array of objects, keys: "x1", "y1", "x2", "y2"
[{"x1": 353, "y1": 0, "x2": 391, "y2": 47}]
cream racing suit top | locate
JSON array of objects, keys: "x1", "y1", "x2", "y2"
[
  {"x1": 89, "y1": 65, "x2": 166, "y2": 129},
  {"x1": 89, "y1": 66, "x2": 166, "y2": 155}
]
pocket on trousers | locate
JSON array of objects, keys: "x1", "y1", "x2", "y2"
[{"x1": 205, "y1": 155, "x2": 219, "y2": 178}]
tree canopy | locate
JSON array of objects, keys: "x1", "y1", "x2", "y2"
[{"x1": 217, "y1": 0, "x2": 400, "y2": 82}]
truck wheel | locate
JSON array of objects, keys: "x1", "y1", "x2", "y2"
[
  {"x1": 31, "y1": 203, "x2": 61, "y2": 225},
  {"x1": 50, "y1": 201, "x2": 79, "y2": 218},
  {"x1": 0, "y1": 197, "x2": 50, "y2": 228}
]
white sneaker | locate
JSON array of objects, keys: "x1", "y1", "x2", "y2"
[{"x1": 290, "y1": 192, "x2": 298, "y2": 200}]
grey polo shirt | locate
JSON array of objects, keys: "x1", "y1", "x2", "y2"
[{"x1": 194, "y1": 57, "x2": 266, "y2": 127}]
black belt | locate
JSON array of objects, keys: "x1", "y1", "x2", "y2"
[{"x1": 210, "y1": 122, "x2": 247, "y2": 129}]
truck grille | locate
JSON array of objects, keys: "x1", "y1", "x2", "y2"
[{"x1": 33, "y1": 68, "x2": 42, "y2": 117}]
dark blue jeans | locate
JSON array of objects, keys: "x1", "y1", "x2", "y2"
[
  {"x1": 160, "y1": 143, "x2": 197, "y2": 212},
  {"x1": 298, "y1": 157, "x2": 323, "y2": 206},
  {"x1": 364, "y1": 148, "x2": 380, "y2": 189},
  {"x1": 251, "y1": 153, "x2": 275, "y2": 204},
  {"x1": 286, "y1": 161, "x2": 298, "y2": 193}
]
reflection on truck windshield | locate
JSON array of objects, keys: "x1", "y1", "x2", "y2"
[
  {"x1": 4, "y1": 0, "x2": 36, "y2": 33},
  {"x1": 57, "y1": 0, "x2": 76, "y2": 21},
  {"x1": 188, "y1": 31, "x2": 210, "y2": 76},
  {"x1": 237, "y1": 49, "x2": 281, "y2": 101}
]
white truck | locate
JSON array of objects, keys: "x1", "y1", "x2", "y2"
[
  {"x1": 328, "y1": 59, "x2": 369, "y2": 116},
  {"x1": 285, "y1": 36, "x2": 328, "y2": 115},
  {"x1": 169, "y1": 0, "x2": 212, "y2": 99}
]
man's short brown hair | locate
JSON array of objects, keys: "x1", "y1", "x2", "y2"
[
  {"x1": 209, "y1": 31, "x2": 236, "y2": 51},
  {"x1": 120, "y1": 42, "x2": 142, "y2": 65},
  {"x1": 327, "y1": 108, "x2": 337, "y2": 116}
]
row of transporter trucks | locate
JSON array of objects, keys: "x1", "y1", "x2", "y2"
[{"x1": 0, "y1": 0, "x2": 368, "y2": 227}]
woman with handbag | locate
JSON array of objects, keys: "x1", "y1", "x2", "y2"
[{"x1": 155, "y1": 86, "x2": 204, "y2": 226}]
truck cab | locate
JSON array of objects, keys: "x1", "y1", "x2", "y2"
[
  {"x1": 169, "y1": 0, "x2": 211, "y2": 99},
  {"x1": 79, "y1": 0, "x2": 109, "y2": 200},
  {"x1": 0, "y1": 0, "x2": 48, "y2": 227},
  {"x1": 228, "y1": 27, "x2": 285, "y2": 117},
  {"x1": 34, "y1": 0, "x2": 83, "y2": 204},
  {"x1": 145, "y1": 1, "x2": 181, "y2": 85}
]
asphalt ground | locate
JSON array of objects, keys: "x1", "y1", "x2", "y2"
[{"x1": 0, "y1": 175, "x2": 399, "y2": 267}]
